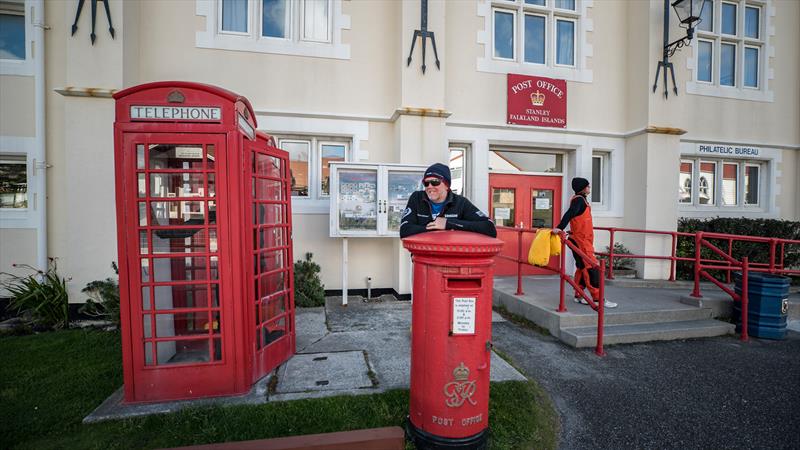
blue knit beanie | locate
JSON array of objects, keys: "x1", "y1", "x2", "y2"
[{"x1": 423, "y1": 163, "x2": 451, "y2": 187}]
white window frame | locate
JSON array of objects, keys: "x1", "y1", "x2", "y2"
[
  {"x1": 678, "y1": 157, "x2": 767, "y2": 210},
  {"x1": 259, "y1": 0, "x2": 293, "y2": 41},
  {"x1": 591, "y1": 151, "x2": 609, "y2": 207},
  {"x1": 522, "y1": 12, "x2": 546, "y2": 66},
  {"x1": 196, "y1": 0, "x2": 350, "y2": 60},
  {"x1": 698, "y1": 160, "x2": 717, "y2": 206},
  {"x1": 0, "y1": 137, "x2": 39, "y2": 228},
  {"x1": 492, "y1": 7, "x2": 517, "y2": 62},
  {"x1": 687, "y1": 0, "x2": 773, "y2": 102},
  {"x1": 0, "y1": 153, "x2": 28, "y2": 210},
  {"x1": 278, "y1": 135, "x2": 350, "y2": 201},
  {"x1": 478, "y1": 0, "x2": 593, "y2": 83},
  {"x1": 553, "y1": 16, "x2": 577, "y2": 68},
  {"x1": 301, "y1": 0, "x2": 332, "y2": 43},
  {"x1": 0, "y1": 0, "x2": 34, "y2": 76},
  {"x1": 743, "y1": 163, "x2": 761, "y2": 206},
  {"x1": 679, "y1": 159, "x2": 694, "y2": 204},
  {"x1": 218, "y1": 0, "x2": 251, "y2": 36},
  {"x1": 449, "y1": 144, "x2": 471, "y2": 199},
  {"x1": 696, "y1": 38, "x2": 715, "y2": 84}
]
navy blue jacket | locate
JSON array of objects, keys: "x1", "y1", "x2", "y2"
[{"x1": 399, "y1": 191, "x2": 497, "y2": 238}]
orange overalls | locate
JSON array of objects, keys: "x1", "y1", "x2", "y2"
[{"x1": 568, "y1": 194, "x2": 601, "y2": 301}]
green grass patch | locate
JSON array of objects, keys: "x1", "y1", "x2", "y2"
[{"x1": 1, "y1": 330, "x2": 557, "y2": 450}]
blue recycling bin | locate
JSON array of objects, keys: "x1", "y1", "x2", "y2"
[{"x1": 732, "y1": 272, "x2": 790, "y2": 340}]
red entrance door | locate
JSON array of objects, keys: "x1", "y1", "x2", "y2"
[
  {"x1": 489, "y1": 173, "x2": 562, "y2": 276},
  {"x1": 121, "y1": 132, "x2": 237, "y2": 401}
]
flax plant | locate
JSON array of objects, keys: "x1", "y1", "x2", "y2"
[{"x1": 1, "y1": 258, "x2": 69, "y2": 330}]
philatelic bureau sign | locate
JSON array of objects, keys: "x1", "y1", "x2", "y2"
[{"x1": 507, "y1": 74, "x2": 567, "y2": 128}]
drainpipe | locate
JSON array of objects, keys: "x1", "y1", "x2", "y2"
[{"x1": 32, "y1": 0, "x2": 47, "y2": 272}]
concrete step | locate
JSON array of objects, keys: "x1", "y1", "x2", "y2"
[
  {"x1": 558, "y1": 305, "x2": 713, "y2": 328},
  {"x1": 560, "y1": 319, "x2": 735, "y2": 348}
]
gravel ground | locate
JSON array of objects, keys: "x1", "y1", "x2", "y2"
[{"x1": 492, "y1": 322, "x2": 800, "y2": 450}]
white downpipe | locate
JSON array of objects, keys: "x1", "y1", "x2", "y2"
[{"x1": 32, "y1": 0, "x2": 47, "y2": 272}]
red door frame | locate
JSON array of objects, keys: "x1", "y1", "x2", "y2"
[
  {"x1": 113, "y1": 82, "x2": 295, "y2": 403},
  {"x1": 489, "y1": 173, "x2": 562, "y2": 276}
]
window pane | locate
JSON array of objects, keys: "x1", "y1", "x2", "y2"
[
  {"x1": 524, "y1": 15, "x2": 545, "y2": 64},
  {"x1": 722, "y1": 163, "x2": 738, "y2": 205},
  {"x1": 679, "y1": 161, "x2": 693, "y2": 204},
  {"x1": 489, "y1": 151, "x2": 562, "y2": 173},
  {"x1": 262, "y1": 0, "x2": 288, "y2": 38},
  {"x1": 281, "y1": 141, "x2": 310, "y2": 197},
  {"x1": 321, "y1": 144, "x2": 345, "y2": 196},
  {"x1": 149, "y1": 144, "x2": 204, "y2": 170},
  {"x1": 698, "y1": 41, "x2": 713, "y2": 82},
  {"x1": 745, "y1": 6, "x2": 759, "y2": 39},
  {"x1": 745, "y1": 165, "x2": 759, "y2": 205},
  {"x1": 556, "y1": 20, "x2": 575, "y2": 66},
  {"x1": 0, "y1": 10, "x2": 25, "y2": 60},
  {"x1": 720, "y1": 43, "x2": 736, "y2": 86},
  {"x1": 698, "y1": 0, "x2": 713, "y2": 32},
  {"x1": 721, "y1": 2, "x2": 736, "y2": 35},
  {"x1": 591, "y1": 156, "x2": 602, "y2": 203},
  {"x1": 0, "y1": 155, "x2": 27, "y2": 208},
  {"x1": 221, "y1": 0, "x2": 248, "y2": 33},
  {"x1": 338, "y1": 170, "x2": 378, "y2": 232},
  {"x1": 154, "y1": 284, "x2": 219, "y2": 309},
  {"x1": 699, "y1": 161, "x2": 716, "y2": 205},
  {"x1": 555, "y1": 0, "x2": 575, "y2": 10},
  {"x1": 744, "y1": 47, "x2": 758, "y2": 88},
  {"x1": 494, "y1": 10, "x2": 514, "y2": 59},
  {"x1": 387, "y1": 172, "x2": 423, "y2": 232},
  {"x1": 492, "y1": 188, "x2": 515, "y2": 227},
  {"x1": 525, "y1": 0, "x2": 546, "y2": 5},
  {"x1": 531, "y1": 189, "x2": 554, "y2": 228},
  {"x1": 303, "y1": 0, "x2": 329, "y2": 42},
  {"x1": 449, "y1": 148, "x2": 465, "y2": 196}
]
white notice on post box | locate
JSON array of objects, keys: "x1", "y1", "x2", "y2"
[{"x1": 452, "y1": 297, "x2": 476, "y2": 335}]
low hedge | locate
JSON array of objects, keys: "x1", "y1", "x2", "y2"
[{"x1": 675, "y1": 218, "x2": 800, "y2": 284}]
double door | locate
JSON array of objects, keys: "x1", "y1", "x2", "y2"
[{"x1": 489, "y1": 173, "x2": 562, "y2": 276}]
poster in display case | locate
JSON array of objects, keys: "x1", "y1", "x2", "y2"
[{"x1": 329, "y1": 162, "x2": 426, "y2": 237}]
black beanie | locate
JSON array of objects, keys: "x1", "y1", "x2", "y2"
[
  {"x1": 572, "y1": 177, "x2": 590, "y2": 194},
  {"x1": 424, "y1": 163, "x2": 451, "y2": 187}
]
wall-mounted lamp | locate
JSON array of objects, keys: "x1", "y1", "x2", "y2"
[{"x1": 653, "y1": 0, "x2": 707, "y2": 98}]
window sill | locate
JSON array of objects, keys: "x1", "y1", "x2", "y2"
[{"x1": 685, "y1": 81, "x2": 774, "y2": 102}]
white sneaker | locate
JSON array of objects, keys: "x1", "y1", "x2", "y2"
[
  {"x1": 573, "y1": 296, "x2": 589, "y2": 305},
  {"x1": 604, "y1": 300, "x2": 618, "y2": 309}
]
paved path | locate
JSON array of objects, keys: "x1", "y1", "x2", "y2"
[{"x1": 492, "y1": 320, "x2": 800, "y2": 450}]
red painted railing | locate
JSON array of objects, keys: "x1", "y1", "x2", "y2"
[
  {"x1": 496, "y1": 226, "x2": 607, "y2": 356},
  {"x1": 499, "y1": 225, "x2": 799, "y2": 345}
]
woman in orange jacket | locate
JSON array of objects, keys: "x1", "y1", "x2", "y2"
[{"x1": 553, "y1": 177, "x2": 617, "y2": 308}]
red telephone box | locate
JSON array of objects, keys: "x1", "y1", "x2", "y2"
[
  {"x1": 402, "y1": 231, "x2": 503, "y2": 449},
  {"x1": 113, "y1": 82, "x2": 295, "y2": 403}
]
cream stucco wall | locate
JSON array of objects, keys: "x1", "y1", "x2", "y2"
[
  {"x1": 31, "y1": 0, "x2": 799, "y2": 298},
  {"x1": 0, "y1": 229, "x2": 37, "y2": 296},
  {"x1": 0, "y1": 76, "x2": 36, "y2": 137}
]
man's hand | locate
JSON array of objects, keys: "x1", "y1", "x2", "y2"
[
  {"x1": 552, "y1": 228, "x2": 563, "y2": 237},
  {"x1": 426, "y1": 217, "x2": 447, "y2": 230}
]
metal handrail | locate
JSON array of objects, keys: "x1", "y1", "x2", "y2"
[{"x1": 496, "y1": 226, "x2": 606, "y2": 356}]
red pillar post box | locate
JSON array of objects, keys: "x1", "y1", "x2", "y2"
[{"x1": 402, "y1": 231, "x2": 504, "y2": 449}]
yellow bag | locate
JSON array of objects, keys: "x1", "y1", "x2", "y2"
[
  {"x1": 550, "y1": 233, "x2": 562, "y2": 256},
  {"x1": 528, "y1": 229, "x2": 552, "y2": 267}
]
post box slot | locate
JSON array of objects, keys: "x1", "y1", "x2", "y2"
[{"x1": 446, "y1": 278, "x2": 482, "y2": 290}]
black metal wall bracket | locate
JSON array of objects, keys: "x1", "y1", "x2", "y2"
[
  {"x1": 406, "y1": 0, "x2": 440, "y2": 74},
  {"x1": 71, "y1": 0, "x2": 115, "y2": 45}
]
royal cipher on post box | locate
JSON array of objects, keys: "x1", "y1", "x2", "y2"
[
  {"x1": 402, "y1": 231, "x2": 504, "y2": 449},
  {"x1": 113, "y1": 82, "x2": 295, "y2": 403}
]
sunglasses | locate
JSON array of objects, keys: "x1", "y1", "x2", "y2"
[{"x1": 423, "y1": 179, "x2": 442, "y2": 187}]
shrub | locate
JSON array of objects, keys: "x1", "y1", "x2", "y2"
[
  {"x1": 0, "y1": 258, "x2": 69, "y2": 331},
  {"x1": 293, "y1": 253, "x2": 325, "y2": 307},
  {"x1": 676, "y1": 217, "x2": 800, "y2": 283},
  {"x1": 79, "y1": 262, "x2": 121, "y2": 329},
  {"x1": 598, "y1": 242, "x2": 635, "y2": 270}
]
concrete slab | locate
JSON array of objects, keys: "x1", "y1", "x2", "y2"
[
  {"x1": 295, "y1": 307, "x2": 328, "y2": 352},
  {"x1": 274, "y1": 351, "x2": 374, "y2": 394},
  {"x1": 83, "y1": 375, "x2": 271, "y2": 424}
]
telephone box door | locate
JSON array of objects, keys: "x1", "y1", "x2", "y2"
[
  {"x1": 121, "y1": 132, "x2": 236, "y2": 401},
  {"x1": 247, "y1": 142, "x2": 296, "y2": 380}
]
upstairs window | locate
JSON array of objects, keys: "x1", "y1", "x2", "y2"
[
  {"x1": 0, "y1": 0, "x2": 25, "y2": 61},
  {"x1": 278, "y1": 136, "x2": 348, "y2": 200}
]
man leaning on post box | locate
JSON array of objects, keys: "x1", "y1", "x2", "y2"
[{"x1": 399, "y1": 163, "x2": 497, "y2": 238}]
